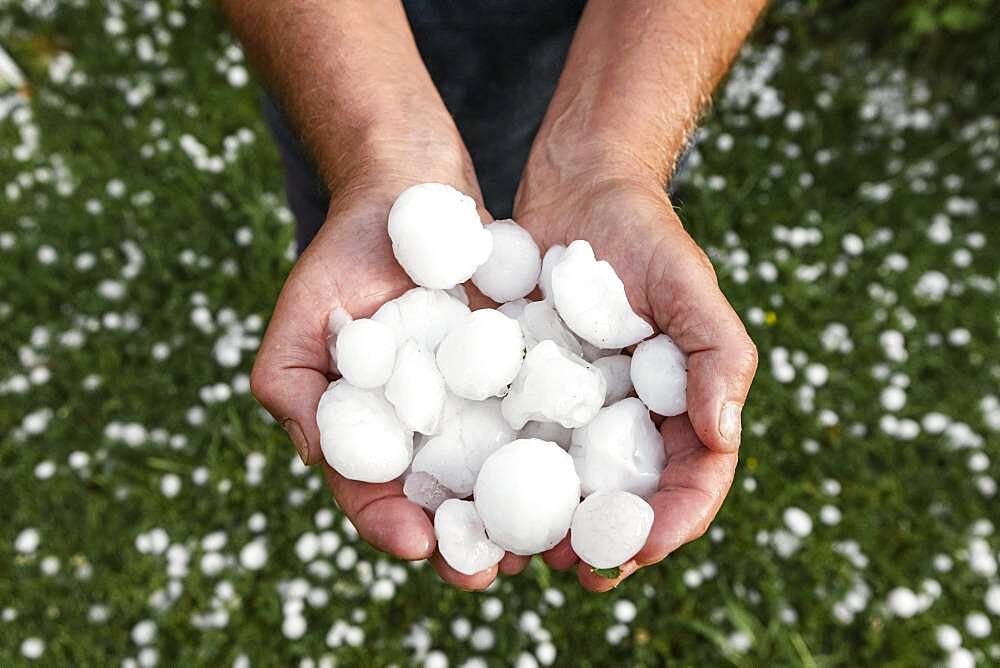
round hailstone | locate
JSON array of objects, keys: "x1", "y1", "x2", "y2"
[
  {"x1": 519, "y1": 421, "x2": 572, "y2": 449},
  {"x1": 437, "y1": 394, "x2": 517, "y2": 476},
  {"x1": 403, "y1": 471, "x2": 460, "y2": 512},
  {"x1": 631, "y1": 334, "x2": 688, "y2": 416},
  {"x1": 316, "y1": 380, "x2": 413, "y2": 483},
  {"x1": 384, "y1": 340, "x2": 445, "y2": 434},
  {"x1": 501, "y1": 340, "x2": 606, "y2": 429},
  {"x1": 334, "y1": 318, "x2": 397, "y2": 388},
  {"x1": 436, "y1": 309, "x2": 525, "y2": 400},
  {"x1": 474, "y1": 439, "x2": 581, "y2": 555},
  {"x1": 570, "y1": 490, "x2": 654, "y2": 569},
  {"x1": 593, "y1": 355, "x2": 633, "y2": 405},
  {"x1": 372, "y1": 287, "x2": 469, "y2": 352},
  {"x1": 435, "y1": 499, "x2": 505, "y2": 575},
  {"x1": 516, "y1": 300, "x2": 583, "y2": 356},
  {"x1": 410, "y1": 435, "x2": 475, "y2": 496},
  {"x1": 551, "y1": 240, "x2": 653, "y2": 348},
  {"x1": 387, "y1": 183, "x2": 492, "y2": 289},
  {"x1": 569, "y1": 398, "x2": 665, "y2": 498},
  {"x1": 538, "y1": 244, "x2": 566, "y2": 302},
  {"x1": 472, "y1": 220, "x2": 541, "y2": 302}
]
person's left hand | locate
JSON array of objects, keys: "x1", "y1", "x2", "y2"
[{"x1": 513, "y1": 163, "x2": 759, "y2": 591}]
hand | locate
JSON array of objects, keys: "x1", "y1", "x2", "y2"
[{"x1": 514, "y1": 164, "x2": 759, "y2": 591}]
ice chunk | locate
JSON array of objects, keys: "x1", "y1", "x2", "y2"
[
  {"x1": 593, "y1": 355, "x2": 633, "y2": 405},
  {"x1": 372, "y1": 287, "x2": 469, "y2": 352},
  {"x1": 446, "y1": 284, "x2": 469, "y2": 305},
  {"x1": 437, "y1": 393, "x2": 517, "y2": 476},
  {"x1": 435, "y1": 499, "x2": 505, "y2": 575},
  {"x1": 316, "y1": 380, "x2": 413, "y2": 483},
  {"x1": 387, "y1": 183, "x2": 492, "y2": 289},
  {"x1": 579, "y1": 340, "x2": 622, "y2": 363},
  {"x1": 570, "y1": 490, "x2": 654, "y2": 569},
  {"x1": 631, "y1": 334, "x2": 688, "y2": 416},
  {"x1": 551, "y1": 240, "x2": 653, "y2": 348},
  {"x1": 474, "y1": 439, "x2": 581, "y2": 555},
  {"x1": 538, "y1": 244, "x2": 566, "y2": 302},
  {"x1": 410, "y1": 434, "x2": 476, "y2": 496},
  {"x1": 403, "y1": 471, "x2": 459, "y2": 512},
  {"x1": 569, "y1": 398, "x2": 665, "y2": 498},
  {"x1": 472, "y1": 219, "x2": 541, "y2": 302},
  {"x1": 436, "y1": 309, "x2": 525, "y2": 400},
  {"x1": 384, "y1": 340, "x2": 446, "y2": 434},
  {"x1": 497, "y1": 298, "x2": 528, "y2": 319},
  {"x1": 333, "y1": 318, "x2": 396, "y2": 389},
  {"x1": 519, "y1": 421, "x2": 572, "y2": 449},
  {"x1": 501, "y1": 340, "x2": 606, "y2": 429},
  {"x1": 517, "y1": 300, "x2": 583, "y2": 356}
]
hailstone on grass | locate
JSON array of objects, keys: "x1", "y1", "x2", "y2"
[
  {"x1": 594, "y1": 354, "x2": 633, "y2": 405},
  {"x1": 538, "y1": 244, "x2": 566, "y2": 302},
  {"x1": 435, "y1": 499, "x2": 505, "y2": 575},
  {"x1": 316, "y1": 380, "x2": 412, "y2": 483},
  {"x1": 631, "y1": 334, "x2": 688, "y2": 416},
  {"x1": 387, "y1": 183, "x2": 492, "y2": 289},
  {"x1": 551, "y1": 240, "x2": 653, "y2": 348},
  {"x1": 571, "y1": 490, "x2": 654, "y2": 569},
  {"x1": 403, "y1": 471, "x2": 459, "y2": 512},
  {"x1": 436, "y1": 309, "x2": 525, "y2": 400},
  {"x1": 333, "y1": 318, "x2": 397, "y2": 389},
  {"x1": 472, "y1": 219, "x2": 541, "y2": 302},
  {"x1": 371, "y1": 287, "x2": 469, "y2": 352},
  {"x1": 516, "y1": 300, "x2": 583, "y2": 356},
  {"x1": 474, "y1": 439, "x2": 581, "y2": 555},
  {"x1": 384, "y1": 339, "x2": 446, "y2": 434},
  {"x1": 501, "y1": 340, "x2": 606, "y2": 429},
  {"x1": 569, "y1": 398, "x2": 665, "y2": 498}
]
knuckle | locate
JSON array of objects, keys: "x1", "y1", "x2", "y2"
[{"x1": 249, "y1": 360, "x2": 278, "y2": 408}]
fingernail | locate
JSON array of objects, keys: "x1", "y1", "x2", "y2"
[
  {"x1": 719, "y1": 402, "x2": 742, "y2": 448},
  {"x1": 281, "y1": 418, "x2": 311, "y2": 465}
]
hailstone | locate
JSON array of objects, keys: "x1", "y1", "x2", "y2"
[
  {"x1": 384, "y1": 339, "x2": 446, "y2": 434},
  {"x1": 437, "y1": 393, "x2": 517, "y2": 476},
  {"x1": 579, "y1": 340, "x2": 622, "y2": 363},
  {"x1": 472, "y1": 219, "x2": 541, "y2": 302},
  {"x1": 333, "y1": 318, "x2": 397, "y2": 389},
  {"x1": 371, "y1": 287, "x2": 469, "y2": 352},
  {"x1": 436, "y1": 309, "x2": 525, "y2": 400},
  {"x1": 410, "y1": 434, "x2": 475, "y2": 496},
  {"x1": 435, "y1": 499, "x2": 505, "y2": 575},
  {"x1": 593, "y1": 354, "x2": 634, "y2": 405},
  {"x1": 569, "y1": 398, "x2": 665, "y2": 498},
  {"x1": 316, "y1": 380, "x2": 412, "y2": 483},
  {"x1": 497, "y1": 298, "x2": 528, "y2": 319},
  {"x1": 403, "y1": 471, "x2": 459, "y2": 512},
  {"x1": 518, "y1": 421, "x2": 572, "y2": 449},
  {"x1": 631, "y1": 334, "x2": 688, "y2": 416},
  {"x1": 387, "y1": 183, "x2": 492, "y2": 289},
  {"x1": 551, "y1": 240, "x2": 653, "y2": 348},
  {"x1": 474, "y1": 439, "x2": 581, "y2": 555},
  {"x1": 516, "y1": 300, "x2": 583, "y2": 356},
  {"x1": 570, "y1": 490, "x2": 654, "y2": 569},
  {"x1": 501, "y1": 340, "x2": 606, "y2": 429},
  {"x1": 538, "y1": 244, "x2": 566, "y2": 302}
]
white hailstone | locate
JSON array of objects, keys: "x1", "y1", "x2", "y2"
[
  {"x1": 334, "y1": 319, "x2": 396, "y2": 389},
  {"x1": 316, "y1": 380, "x2": 412, "y2": 483},
  {"x1": 538, "y1": 244, "x2": 566, "y2": 302},
  {"x1": 436, "y1": 309, "x2": 524, "y2": 400},
  {"x1": 613, "y1": 599, "x2": 638, "y2": 623},
  {"x1": 131, "y1": 619, "x2": 157, "y2": 645},
  {"x1": 15, "y1": 528, "x2": 41, "y2": 555},
  {"x1": 935, "y1": 625, "x2": 962, "y2": 651},
  {"x1": 515, "y1": 654, "x2": 538, "y2": 668},
  {"x1": 226, "y1": 65, "x2": 248, "y2": 87},
  {"x1": 886, "y1": 587, "x2": 920, "y2": 618},
  {"x1": 434, "y1": 499, "x2": 505, "y2": 575},
  {"x1": 631, "y1": 334, "x2": 688, "y2": 417},
  {"x1": 437, "y1": 394, "x2": 516, "y2": 476},
  {"x1": 474, "y1": 439, "x2": 581, "y2": 555},
  {"x1": 571, "y1": 491, "x2": 653, "y2": 569},
  {"x1": 947, "y1": 649, "x2": 975, "y2": 668},
  {"x1": 515, "y1": 300, "x2": 583, "y2": 356},
  {"x1": 498, "y1": 298, "x2": 528, "y2": 319},
  {"x1": 446, "y1": 284, "x2": 469, "y2": 305},
  {"x1": 965, "y1": 612, "x2": 991, "y2": 638},
  {"x1": 471, "y1": 220, "x2": 541, "y2": 302},
  {"x1": 880, "y1": 386, "x2": 906, "y2": 412},
  {"x1": 535, "y1": 642, "x2": 556, "y2": 666},
  {"x1": 403, "y1": 471, "x2": 459, "y2": 512},
  {"x1": 593, "y1": 355, "x2": 633, "y2": 405},
  {"x1": 410, "y1": 435, "x2": 475, "y2": 496},
  {"x1": 579, "y1": 340, "x2": 623, "y2": 363},
  {"x1": 239, "y1": 539, "x2": 268, "y2": 570},
  {"x1": 569, "y1": 398, "x2": 665, "y2": 498},
  {"x1": 470, "y1": 627, "x2": 495, "y2": 651},
  {"x1": 481, "y1": 597, "x2": 503, "y2": 620},
  {"x1": 551, "y1": 240, "x2": 653, "y2": 348},
  {"x1": 282, "y1": 615, "x2": 307, "y2": 640},
  {"x1": 518, "y1": 421, "x2": 572, "y2": 449},
  {"x1": 841, "y1": 233, "x2": 864, "y2": 256},
  {"x1": 295, "y1": 533, "x2": 320, "y2": 562},
  {"x1": 804, "y1": 363, "x2": 829, "y2": 387},
  {"x1": 819, "y1": 505, "x2": 842, "y2": 525},
  {"x1": 985, "y1": 584, "x2": 1000, "y2": 615},
  {"x1": 424, "y1": 652, "x2": 448, "y2": 668},
  {"x1": 384, "y1": 340, "x2": 445, "y2": 434},
  {"x1": 783, "y1": 507, "x2": 813, "y2": 538},
  {"x1": 372, "y1": 288, "x2": 470, "y2": 352},
  {"x1": 20, "y1": 637, "x2": 44, "y2": 660},
  {"x1": 160, "y1": 474, "x2": 181, "y2": 498},
  {"x1": 501, "y1": 341, "x2": 606, "y2": 429},
  {"x1": 387, "y1": 183, "x2": 492, "y2": 289}
]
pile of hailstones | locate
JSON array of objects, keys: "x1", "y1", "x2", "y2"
[{"x1": 318, "y1": 183, "x2": 687, "y2": 576}]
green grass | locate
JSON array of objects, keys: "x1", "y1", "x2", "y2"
[{"x1": 2, "y1": 1, "x2": 999, "y2": 666}]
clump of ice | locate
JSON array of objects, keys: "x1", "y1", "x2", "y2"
[
  {"x1": 387, "y1": 183, "x2": 492, "y2": 289},
  {"x1": 474, "y1": 439, "x2": 581, "y2": 555},
  {"x1": 631, "y1": 334, "x2": 688, "y2": 416},
  {"x1": 538, "y1": 244, "x2": 566, "y2": 302},
  {"x1": 516, "y1": 300, "x2": 583, "y2": 356},
  {"x1": 384, "y1": 340, "x2": 445, "y2": 434},
  {"x1": 571, "y1": 490, "x2": 654, "y2": 568},
  {"x1": 333, "y1": 318, "x2": 397, "y2": 389},
  {"x1": 550, "y1": 240, "x2": 653, "y2": 348},
  {"x1": 501, "y1": 340, "x2": 607, "y2": 429},
  {"x1": 411, "y1": 434, "x2": 476, "y2": 496},
  {"x1": 316, "y1": 380, "x2": 413, "y2": 483},
  {"x1": 437, "y1": 394, "x2": 517, "y2": 476},
  {"x1": 436, "y1": 309, "x2": 525, "y2": 400},
  {"x1": 497, "y1": 298, "x2": 528, "y2": 319},
  {"x1": 372, "y1": 287, "x2": 469, "y2": 352},
  {"x1": 403, "y1": 471, "x2": 459, "y2": 512},
  {"x1": 472, "y1": 219, "x2": 541, "y2": 302},
  {"x1": 519, "y1": 421, "x2": 572, "y2": 449},
  {"x1": 435, "y1": 499, "x2": 505, "y2": 575},
  {"x1": 593, "y1": 355, "x2": 633, "y2": 405}
]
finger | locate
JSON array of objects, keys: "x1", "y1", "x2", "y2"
[
  {"x1": 498, "y1": 552, "x2": 530, "y2": 576},
  {"x1": 542, "y1": 535, "x2": 579, "y2": 571},
  {"x1": 577, "y1": 559, "x2": 640, "y2": 593},
  {"x1": 635, "y1": 416, "x2": 737, "y2": 565},
  {"x1": 430, "y1": 552, "x2": 498, "y2": 591},
  {"x1": 322, "y1": 466, "x2": 436, "y2": 561}
]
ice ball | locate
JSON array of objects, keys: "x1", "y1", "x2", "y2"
[
  {"x1": 436, "y1": 309, "x2": 525, "y2": 400},
  {"x1": 570, "y1": 490, "x2": 654, "y2": 569},
  {"x1": 631, "y1": 334, "x2": 687, "y2": 416},
  {"x1": 472, "y1": 219, "x2": 541, "y2": 302},
  {"x1": 372, "y1": 287, "x2": 469, "y2": 352},
  {"x1": 384, "y1": 339, "x2": 446, "y2": 434},
  {"x1": 334, "y1": 318, "x2": 396, "y2": 389},
  {"x1": 435, "y1": 499, "x2": 505, "y2": 575},
  {"x1": 593, "y1": 354, "x2": 633, "y2": 405}
]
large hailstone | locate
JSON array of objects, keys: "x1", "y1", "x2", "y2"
[
  {"x1": 519, "y1": 421, "x2": 572, "y2": 449},
  {"x1": 474, "y1": 439, "x2": 581, "y2": 555},
  {"x1": 384, "y1": 340, "x2": 446, "y2": 434},
  {"x1": 435, "y1": 499, "x2": 505, "y2": 575},
  {"x1": 497, "y1": 298, "x2": 528, "y2": 319},
  {"x1": 403, "y1": 471, "x2": 459, "y2": 512},
  {"x1": 593, "y1": 354, "x2": 634, "y2": 405},
  {"x1": 501, "y1": 340, "x2": 606, "y2": 429},
  {"x1": 410, "y1": 434, "x2": 475, "y2": 496},
  {"x1": 516, "y1": 300, "x2": 583, "y2": 356},
  {"x1": 372, "y1": 287, "x2": 469, "y2": 352},
  {"x1": 538, "y1": 244, "x2": 566, "y2": 302},
  {"x1": 437, "y1": 393, "x2": 517, "y2": 477},
  {"x1": 551, "y1": 240, "x2": 653, "y2": 348},
  {"x1": 334, "y1": 318, "x2": 397, "y2": 389},
  {"x1": 569, "y1": 398, "x2": 665, "y2": 498},
  {"x1": 570, "y1": 490, "x2": 654, "y2": 569},
  {"x1": 631, "y1": 334, "x2": 688, "y2": 416},
  {"x1": 387, "y1": 183, "x2": 492, "y2": 289},
  {"x1": 472, "y1": 220, "x2": 541, "y2": 302},
  {"x1": 316, "y1": 380, "x2": 412, "y2": 483},
  {"x1": 436, "y1": 309, "x2": 525, "y2": 400}
]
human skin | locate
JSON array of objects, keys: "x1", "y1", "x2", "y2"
[{"x1": 223, "y1": 0, "x2": 763, "y2": 592}]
